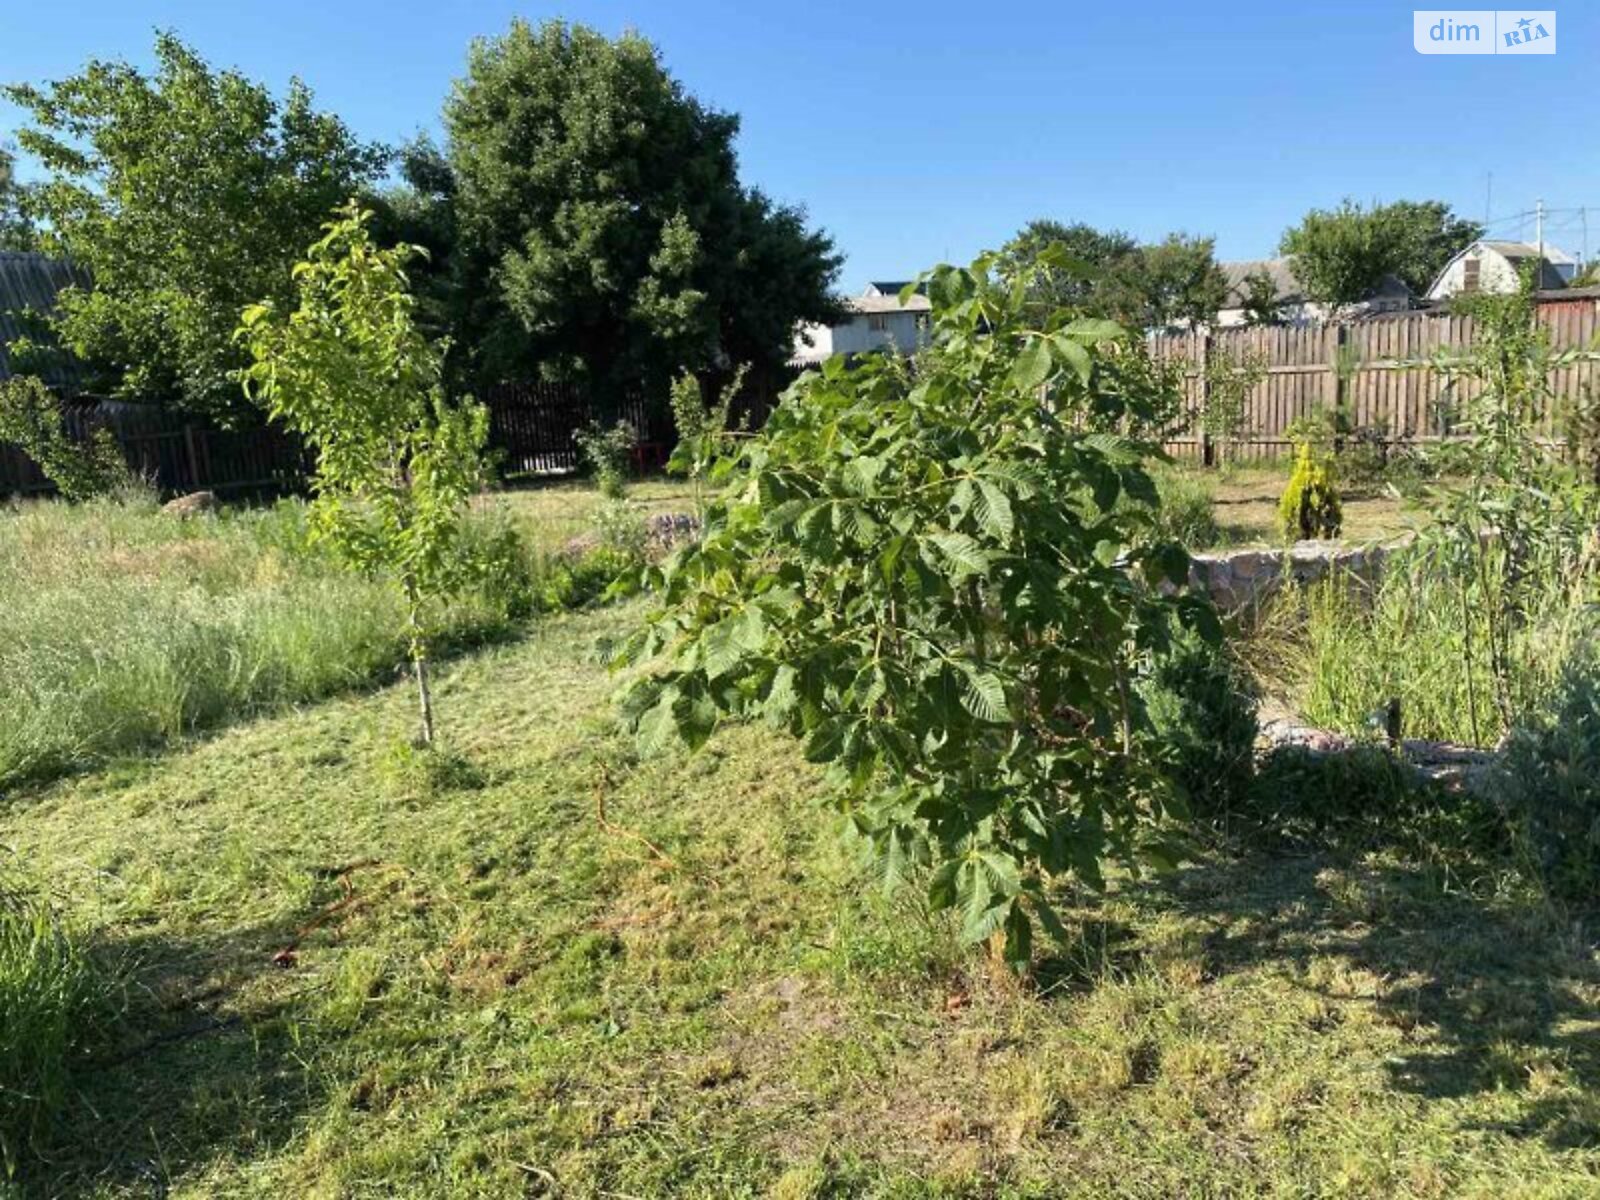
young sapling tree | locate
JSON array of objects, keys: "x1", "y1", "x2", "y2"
[{"x1": 238, "y1": 202, "x2": 489, "y2": 745}]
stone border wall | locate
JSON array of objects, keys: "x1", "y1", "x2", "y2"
[{"x1": 1188, "y1": 538, "x2": 1410, "y2": 611}]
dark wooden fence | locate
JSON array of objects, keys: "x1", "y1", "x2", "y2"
[
  {"x1": 1, "y1": 368, "x2": 792, "y2": 498},
  {"x1": 0, "y1": 400, "x2": 314, "y2": 498},
  {"x1": 1152, "y1": 295, "x2": 1600, "y2": 463}
]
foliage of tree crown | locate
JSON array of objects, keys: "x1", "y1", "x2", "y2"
[
  {"x1": 611, "y1": 253, "x2": 1219, "y2": 964},
  {"x1": 5, "y1": 33, "x2": 387, "y2": 420},
  {"x1": 443, "y1": 18, "x2": 842, "y2": 396},
  {"x1": 999, "y1": 219, "x2": 1228, "y2": 330},
  {"x1": 1278, "y1": 198, "x2": 1483, "y2": 307},
  {"x1": 237, "y1": 203, "x2": 489, "y2": 616}
]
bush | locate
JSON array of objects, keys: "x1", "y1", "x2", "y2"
[
  {"x1": 0, "y1": 873, "x2": 115, "y2": 1175},
  {"x1": 1139, "y1": 630, "x2": 1258, "y2": 824},
  {"x1": 1278, "y1": 443, "x2": 1342, "y2": 540},
  {"x1": 1500, "y1": 664, "x2": 1600, "y2": 900},
  {"x1": 575, "y1": 421, "x2": 637, "y2": 499},
  {"x1": 1250, "y1": 743, "x2": 1420, "y2": 835},
  {"x1": 1150, "y1": 469, "x2": 1222, "y2": 549},
  {"x1": 0, "y1": 377, "x2": 135, "y2": 502},
  {"x1": 616, "y1": 254, "x2": 1212, "y2": 963}
]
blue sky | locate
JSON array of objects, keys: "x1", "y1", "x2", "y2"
[{"x1": 3, "y1": 2, "x2": 1597, "y2": 288}]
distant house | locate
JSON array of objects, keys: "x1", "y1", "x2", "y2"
[
  {"x1": 1425, "y1": 240, "x2": 1577, "y2": 300},
  {"x1": 792, "y1": 282, "x2": 932, "y2": 365},
  {"x1": 0, "y1": 251, "x2": 89, "y2": 391},
  {"x1": 1215, "y1": 258, "x2": 1411, "y2": 327}
]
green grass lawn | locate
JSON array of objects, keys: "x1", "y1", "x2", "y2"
[{"x1": 6, "y1": 594, "x2": 1599, "y2": 1196}]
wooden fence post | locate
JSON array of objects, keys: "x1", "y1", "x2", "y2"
[
  {"x1": 1199, "y1": 328, "x2": 1214, "y2": 468},
  {"x1": 1333, "y1": 324, "x2": 1349, "y2": 456},
  {"x1": 183, "y1": 424, "x2": 202, "y2": 492}
]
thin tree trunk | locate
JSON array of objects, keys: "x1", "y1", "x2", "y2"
[{"x1": 414, "y1": 654, "x2": 435, "y2": 747}]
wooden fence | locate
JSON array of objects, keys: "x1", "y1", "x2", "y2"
[
  {"x1": 1152, "y1": 296, "x2": 1600, "y2": 463},
  {"x1": 0, "y1": 370, "x2": 790, "y2": 498},
  {"x1": 0, "y1": 401, "x2": 314, "y2": 498}
]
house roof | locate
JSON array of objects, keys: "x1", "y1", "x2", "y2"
[
  {"x1": 1219, "y1": 259, "x2": 1303, "y2": 306},
  {"x1": 1220, "y1": 257, "x2": 1412, "y2": 308},
  {"x1": 1429, "y1": 241, "x2": 1570, "y2": 294},
  {"x1": 0, "y1": 251, "x2": 91, "y2": 390},
  {"x1": 1481, "y1": 240, "x2": 1576, "y2": 266},
  {"x1": 846, "y1": 293, "x2": 932, "y2": 315},
  {"x1": 862, "y1": 280, "x2": 923, "y2": 298}
]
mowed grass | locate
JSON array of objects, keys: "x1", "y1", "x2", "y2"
[{"x1": 5, "y1": 600, "x2": 1599, "y2": 1196}]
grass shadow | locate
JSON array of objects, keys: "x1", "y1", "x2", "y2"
[
  {"x1": 1130, "y1": 851, "x2": 1600, "y2": 1149},
  {"x1": 23, "y1": 912, "x2": 345, "y2": 1197}
]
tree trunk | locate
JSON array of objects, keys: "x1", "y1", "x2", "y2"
[{"x1": 414, "y1": 654, "x2": 435, "y2": 747}]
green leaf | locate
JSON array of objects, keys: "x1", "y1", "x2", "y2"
[
  {"x1": 1060, "y1": 317, "x2": 1124, "y2": 342},
  {"x1": 927, "y1": 531, "x2": 990, "y2": 580},
  {"x1": 844, "y1": 454, "x2": 885, "y2": 495},
  {"x1": 1008, "y1": 339, "x2": 1052, "y2": 391},
  {"x1": 636, "y1": 686, "x2": 680, "y2": 757},
  {"x1": 675, "y1": 688, "x2": 719, "y2": 751},
  {"x1": 974, "y1": 479, "x2": 1014, "y2": 542},
  {"x1": 1051, "y1": 335, "x2": 1093, "y2": 385},
  {"x1": 960, "y1": 667, "x2": 1008, "y2": 722}
]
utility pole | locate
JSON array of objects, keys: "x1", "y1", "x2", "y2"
[
  {"x1": 1484, "y1": 171, "x2": 1493, "y2": 227},
  {"x1": 1536, "y1": 197, "x2": 1545, "y2": 265}
]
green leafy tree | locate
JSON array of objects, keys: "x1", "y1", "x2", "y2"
[
  {"x1": 1001, "y1": 221, "x2": 1225, "y2": 329},
  {"x1": 611, "y1": 254, "x2": 1215, "y2": 966},
  {"x1": 1239, "y1": 268, "x2": 1283, "y2": 326},
  {"x1": 998, "y1": 219, "x2": 1141, "y2": 320},
  {"x1": 0, "y1": 144, "x2": 38, "y2": 251},
  {"x1": 444, "y1": 19, "x2": 841, "y2": 405},
  {"x1": 238, "y1": 204, "x2": 490, "y2": 746},
  {"x1": 1134, "y1": 233, "x2": 1228, "y2": 329},
  {"x1": 1279, "y1": 198, "x2": 1482, "y2": 307},
  {"x1": 6, "y1": 32, "x2": 386, "y2": 420}
]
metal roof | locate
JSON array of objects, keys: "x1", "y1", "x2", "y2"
[
  {"x1": 846, "y1": 293, "x2": 933, "y2": 314},
  {"x1": 0, "y1": 251, "x2": 90, "y2": 390}
]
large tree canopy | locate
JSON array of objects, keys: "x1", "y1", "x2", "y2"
[
  {"x1": 999, "y1": 220, "x2": 1226, "y2": 330},
  {"x1": 444, "y1": 19, "x2": 841, "y2": 403},
  {"x1": 5, "y1": 33, "x2": 387, "y2": 419},
  {"x1": 1279, "y1": 198, "x2": 1483, "y2": 307}
]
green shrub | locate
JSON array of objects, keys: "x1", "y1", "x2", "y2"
[
  {"x1": 1139, "y1": 629, "x2": 1258, "y2": 823},
  {"x1": 616, "y1": 254, "x2": 1210, "y2": 963},
  {"x1": 0, "y1": 377, "x2": 135, "y2": 502},
  {"x1": 0, "y1": 873, "x2": 115, "y2": 1176},
  {"x1": 575, "y1": 421, "x2": 637, "y2": 499},
  {"x1": 1278, "y1": 444, "x2": 1342, "y2": 540},
  {"x1": 1151, "y1": 469, "x2": 1222, "y2": 549},
  {"x1": 1500, "y1": 664, "x2": 1600, "y2": 900}
]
